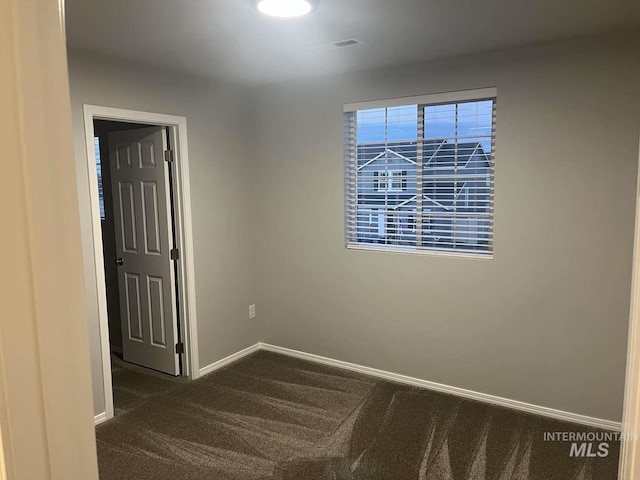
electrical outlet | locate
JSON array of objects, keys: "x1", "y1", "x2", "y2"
[{"x1": 249, "y1": 304, "x2": 256, "y2": 320}]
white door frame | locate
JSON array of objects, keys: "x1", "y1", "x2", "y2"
[
  {"x1": 82, "y1": 105, "x2": 200, "y2": 423},
  {"x1": 620, "y1": 134, "x2": 640, "y2": 479}
]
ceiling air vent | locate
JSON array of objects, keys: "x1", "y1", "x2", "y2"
[{"x1": 333, "y1": 39, "x2": 360, "y2": 48}]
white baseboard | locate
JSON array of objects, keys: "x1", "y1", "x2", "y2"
[
  {"x1": 198, "y1": 343, "x2": 261, "y2": 377},
  {"x1": 94, "y1": 412, "x2": 107, "y2": 426},
  {"x1": 165, "y1": 341, "x2": 623, "y2": 432},
  {"x1": 259, "y1": 343, "x2": 622, "y2": 432},
  {"x1": 94, "y1": 344, "x2": 261, "y2": 427}
]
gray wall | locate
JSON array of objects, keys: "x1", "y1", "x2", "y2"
[
  {"x1": 252, "y1": 32, "x2": 640, "y2": 422},
  {"x1": 70, "y1": 31, "x2": 640, "y2": 422},
  {"x1": 68, "y1": 50, "x2": 259, "y2": 415}
]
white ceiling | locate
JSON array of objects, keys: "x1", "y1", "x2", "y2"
[{"x1": 65, "y1": 0, "x2": 640, "y2": 86}]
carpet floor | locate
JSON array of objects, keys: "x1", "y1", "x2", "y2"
[
  {"x1": 97, "y1": 351, "x2": 620, "y2": 479},
  {"x1": 110, "y1": 353, "x2": 187, "y2": 416}
]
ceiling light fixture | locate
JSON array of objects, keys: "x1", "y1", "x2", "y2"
[{"x1": 252, "y1": 0, "x2": 318, "y2": 18}]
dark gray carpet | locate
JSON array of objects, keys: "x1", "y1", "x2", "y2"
[
  {"x1": 97, "y1": 351, "x2": 620, "y2": 479},
  {"x1": 111, "y1": 354, "x2": 186, "y2": 415}
]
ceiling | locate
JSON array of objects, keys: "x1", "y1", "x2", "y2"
[{"x1": 65, "y1": 0, "x2": 640, "y2": 86}]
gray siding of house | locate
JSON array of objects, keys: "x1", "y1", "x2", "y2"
[
  {"x1": 356, "y1": 153, "x2": 417, "y2": 243},
  {"x1": 357, "y1": 155, "x2": 417, "y2": 198},
  {"x1": 355, "y1": 145, "x2": 492, "y2": 247}
]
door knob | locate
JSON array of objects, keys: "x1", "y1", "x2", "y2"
[{"x1": 115, "y1": 258, "x2": 124, "y2": 266}]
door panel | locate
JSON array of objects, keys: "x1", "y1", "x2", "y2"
[
  {"x1": 124, "y1": 273, "x2": 143, "y2": 342},
  {"x1": 141, "y1": 181, "x2": 161, "y2": 255},
  {"x1": 109, "y1": 126, "x2": 179, "y2": 375},
  {"x1": 147, "y1": 275, "x2": 166, "y2": 347},
  {"x1": 119, "y1": 182, "x2": 137, "y2": 252}
]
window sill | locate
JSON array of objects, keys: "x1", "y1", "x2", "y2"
[{"x1": 346, "y1": 243, "x2": 493, "y2": 260}]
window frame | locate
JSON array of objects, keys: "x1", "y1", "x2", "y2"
[{"x1": 343, "y1": 88, "x2": 496, "y2": 259}]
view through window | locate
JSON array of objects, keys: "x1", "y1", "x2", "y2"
[
  {"x1": 95, "y1": 136, "x2": 106, "y2": 220},
  {"x1": 344, "y1": 91, "x2": 496, "y2": 256}
]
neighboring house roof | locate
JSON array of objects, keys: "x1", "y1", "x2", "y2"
[
  {"x1": 392, "y1": 194, "x2": 452, "y2": 211},
  {"x1": 356, "y1": 141, "x2": 418, "y2": 170},
  {"x1": 357, "y1": 139, "x2": 490, "y2": 171},
  {"x1": 356, "y1": 139, "x2": 491, "y2": 211},
  {"x1": 423, "y1": 140, "x2": 490, "y2": 169},
  {"x1": 424, "y1": 140, "x2": 447, "y2": 166},
  {"x1": 357, "y1": 147, "x2": 417, "y2": 171}
]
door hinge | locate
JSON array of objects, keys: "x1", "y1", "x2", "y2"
[
  {"x1": 170, "y1": 248, "x2": 179, "y2": 260},
  {"x1": 164, "y1": 150, "x2": 174, "y2": 163},
  {"x1": 175, "y1": 342, "x2": 184, "y2": 354}
]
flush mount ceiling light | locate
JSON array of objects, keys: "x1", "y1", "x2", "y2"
[{"x1": 252, "y1": 0, "x2": 318, "y2": 18}]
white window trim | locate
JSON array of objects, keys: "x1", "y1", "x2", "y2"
[
  {"x1": 344, "y1": 87, "x2": 497, "y2": 112},
  {"x1": 347, "y1": 243, "x2": 493, "y2": 260},
  {"x1": 344, "y1": 88, "x2": 496, "y2": 258}
]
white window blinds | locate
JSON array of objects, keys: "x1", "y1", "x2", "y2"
[{"x1": 344, "y1": 88, "x2": 496, "y2": 256}]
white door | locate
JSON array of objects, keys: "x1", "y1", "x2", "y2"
[{"x1": 109, "y1": 127, "x2": 179, "y2": 375}]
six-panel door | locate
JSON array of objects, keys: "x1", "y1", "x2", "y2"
[{"x1": 108, "y1": 126, "x2": 179, "y2": 376}]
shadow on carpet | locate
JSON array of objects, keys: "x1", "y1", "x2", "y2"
[
  {"x1": 110, "y1": 353, "x2": 187, "y2": 416},
  {"x1": 96, "y1": 350, "x2": 620, "y2": 479}
]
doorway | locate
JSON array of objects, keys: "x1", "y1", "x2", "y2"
[
  {"x1": 95, "y1": 120, "x2": 182, "y2": 376},
  {"x1": 84, "y1": 106, "x2": 199, "y2": 423}
]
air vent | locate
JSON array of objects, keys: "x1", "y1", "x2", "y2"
[{"x1": 333, "y1": 39, "x2": 360, "y2": 48}]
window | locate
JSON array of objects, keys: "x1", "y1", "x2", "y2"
[
  {"x1": 407, "y1": 213, "x2": 416, "y2": 231},
  {"x1": 94, "y1": 136, "x2": 106, "y2": 220},
  {"x1": 344, "y1": 88, "x2": 496, "y2": 256},
  {"x1": 375, "y1": 170, "x2": 405, "y2": 192}
]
